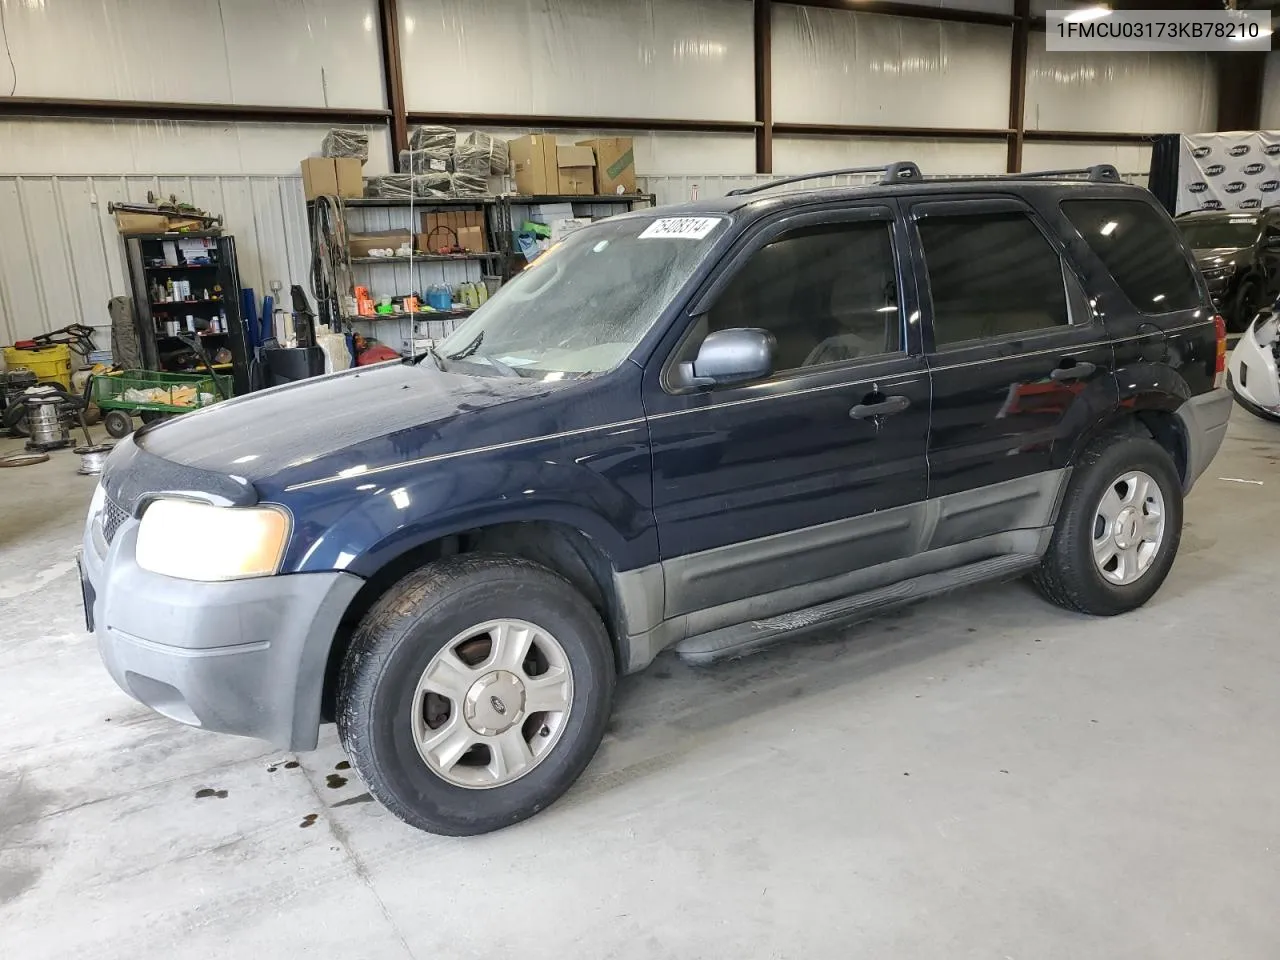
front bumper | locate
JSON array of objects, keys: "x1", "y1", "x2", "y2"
[
  {"x1": 81, "y1": 506, "x2": 363, "y2": 751},
  {"x1": 1175, "y1": 387, "x2": 1233, "y2": 492}
]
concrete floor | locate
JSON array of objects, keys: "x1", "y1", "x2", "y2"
[{"x1": 2, "y1": 411, "x2": 1278, "y2": 960}]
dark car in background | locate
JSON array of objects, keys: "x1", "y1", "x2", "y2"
[{"x1": 1176, "y1": 208, "x2": 1280, "y2": 330}]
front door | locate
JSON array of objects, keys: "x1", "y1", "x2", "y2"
[
  {"x1": 906, "y1": 196, "x2": 1117, "y2": 547},
  {"x1": 642, "y1": 203, "x2": 932, "y2": 635}
]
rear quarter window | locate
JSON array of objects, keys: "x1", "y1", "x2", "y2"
[{"x1": 1060, "y1": 199, "x2": 1201, "y2": 314}]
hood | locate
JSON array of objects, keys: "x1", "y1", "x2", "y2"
[
  {"x1": 1193, "y1": 246, "x2": 1249, "y2": 268},
  {"x1": 135, "y1": 361, "x2": 566, "y2": 484}
]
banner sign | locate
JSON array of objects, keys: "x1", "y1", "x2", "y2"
[{"x1": 1176, "y1": 132, "x2": 1280, "y2": 215}]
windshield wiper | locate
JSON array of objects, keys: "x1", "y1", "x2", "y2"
[
  {"x1": 447, "y1": 331, "x2": 484, "y2": 361},
  {"x1": 477, "y1": 353, "x2": 522, "y2": 378}
]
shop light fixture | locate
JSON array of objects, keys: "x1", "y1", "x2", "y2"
[{"x1": 1064, "y1": 6, "x2": 1113, "y2": 23}]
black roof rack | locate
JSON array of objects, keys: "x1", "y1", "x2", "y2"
[
  {"x1": 724, "y1": 161, "x2": 1122, "y2": 199},
  {"x1": 726, "y1": 161, "x2": 923, "y2": 196},
  {"x1": 1009, "y1": 164, "x2": 1121, "y2": 183}
]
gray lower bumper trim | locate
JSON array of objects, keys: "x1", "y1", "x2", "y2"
[
  {"x1": 83, "y1": 519, "x2": 363, "y2": 750},
  {"x1": 1176, "y1": 387, "x2": 1233, "y2": 491}
]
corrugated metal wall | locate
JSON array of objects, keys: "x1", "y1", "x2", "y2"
[{"x1": 0, "y1": 175, "x2": 311, "y2": 346}]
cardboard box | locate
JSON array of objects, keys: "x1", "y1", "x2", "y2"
[
  {"x1": 456, "y1": 225, "x2": 487, "y2": 253},
  {"x1": 556, "y1": 145, "x2": 596, "y2": 195},
  {"x1": 301, "y1": 157, "x2": 364, "y2": 200},
  {"x1": 527, "y1": 203, "x2": 575, "y2": 225},
  {"x1": 577, "y1": 137, "x2": 636, "y2": 195},
  {"x1": 348, "y1": 230, "x2": 411, "y2": 258},
  {"x1": 550, "y1": 218, "x2": 592, "y2": 243},
  {"x1": 509, "y1": 135, "x2": 560, "y2": 195},
  {"x1": 334, "y1": 158, "x2": 363, "y2": 198},
  {"x1": 114, "y1": 212, "x2": 206, "y2": 234}
]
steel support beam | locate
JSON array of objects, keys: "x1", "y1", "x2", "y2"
[
  {"x1": 1007, "y1": 0, "x2": 1030, "y2": 172},
  {"x1": 406, "y1": 111, "x2": 759, "y2": 134},
  {"x1": 774, "y1": 0, "x2": 1016, "y2": 27},
  {"x1": 378, "y1": 0, "x2": 410, "y2": 166},
  {"x1": 755, "y1": 0, "x2": 774, "y2": 174},
  {"x1": 0, "y1": 97, "x2": 389, "y2": 126}
]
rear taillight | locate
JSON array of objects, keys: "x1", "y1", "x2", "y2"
[{"x1": 1214, "y1": 313, "x2": 1227, "y2": 388}]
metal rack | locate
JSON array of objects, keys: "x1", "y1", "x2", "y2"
[
  {"x1": 495, "y1": 193, "x2": 658, "y2": 278},
  {"x1": 308, "y1": 195, "x2": 502, "y2": 358}
]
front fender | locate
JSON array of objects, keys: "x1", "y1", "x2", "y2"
[{"x1": 278, "y1": 434, "x2": 657, "y2": 578}]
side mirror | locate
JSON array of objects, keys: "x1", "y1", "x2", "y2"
[
  {"x1": 677, "y1": 328, "x2": 774, "y2": 389},
  {"x1": 1266, "y1": 235, "x2": 1280, "y2": 250}
]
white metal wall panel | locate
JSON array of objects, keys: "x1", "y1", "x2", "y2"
[
  {"x1": 1261, "y1": 53, "x2": 1280, "y2": 130},
  {"x1": 1020, "y1": 142, "x2": 1153, "y2": 182},
  {"x1": 1, "y1": 0, "x2": 384, "y2": 108},
  {"x1": 774, "y1": 136, "x2": 1006, "y2": 175},
  {"x1": 0, "y1": 120, "x2": 393, "y2": 177},
  {"x1": 0, "y1": 176, "x2": 312, "y2": 350},
  {"x1": 772, "y1": 6, "x2": 1012, "y2": 129},
  {"x1": 1024, "y1": 35, "x2": 1216, "y2": 134},
  {"x1": 401, "y1": 0, "x2": 754, "y2": 120}
]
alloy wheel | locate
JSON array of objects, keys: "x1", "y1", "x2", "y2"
[
  {"x1": 1092, "y1": 470, "x2": 1166, "y2": 586},
  {"x1": 410, "y1": 619, "x2": 574, "y2": 789}
]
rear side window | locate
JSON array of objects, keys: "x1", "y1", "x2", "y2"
[
  {"x1": 1061, "y1": 199, "x2": 1200, "y2": 313},
  {"x1": 919, "y1": 212, "x2": 1068, "y2": 348}
]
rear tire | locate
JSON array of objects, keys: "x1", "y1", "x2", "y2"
[
  {"x1": 1033, "y1": 433, "x2": 1183, "y2": 616},
  {"x1": 337, "y1": 554, "x2": 615, "y2": 836}
]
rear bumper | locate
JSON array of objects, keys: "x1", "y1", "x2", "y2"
[
  {"x1": 1176, "y1": 388, "x2": 1233, "y2": 492},
  {"x1": 82, "y1": 511, "x2": 362, "y2": 751}
]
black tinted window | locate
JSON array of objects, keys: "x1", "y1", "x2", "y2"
[
  {"x1": 706, "y1": 221, "x2": 900, "y2": 372},
  {"x1": 919, "y1": 212, "x2": 1068, "y2": 348},
  {"x1": 1062, "y1": 199, "x2": 1200, "y2": 313}
]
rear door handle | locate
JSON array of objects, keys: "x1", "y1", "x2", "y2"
[
  {"x1": 1050, "y1": 361, "x2": 1096, "y2": 381},
  {"x1": 849, "y1": 395, "x2": 911, "y2": 419}
]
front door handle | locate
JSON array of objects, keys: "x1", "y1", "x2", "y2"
[
  {"x1": 849, "y1": 395, "x2": 911, "y2": 419},
  {"x1": 1050, "y1": 361, "x2": 1096, "y2": 381}
]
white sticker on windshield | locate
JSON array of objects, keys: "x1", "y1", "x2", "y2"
[{"x1": 639, "y1": 217, "x2": 722, "y2": 240}]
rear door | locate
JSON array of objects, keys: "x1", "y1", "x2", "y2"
[{"x1": 906, "y1": 195, "x2": 1117, "y2": 541}]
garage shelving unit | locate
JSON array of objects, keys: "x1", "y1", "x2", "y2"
[
  {"x1": 122, "y1": 231, "x2": 252, "y2": 395},
  {"x1": 309, "y1": 195, "x2": 502, "y2": 357},
  {"x1": 308, "y1": 191, "x2": 658, "y2": 357},
  {"x1": 495, "y1": 193, "x2": 657, "y2": 279}
]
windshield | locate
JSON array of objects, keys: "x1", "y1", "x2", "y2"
[
  {"x1": 1177, "y1": 216, "x2": 1260, "y2": 249},
  {"x1": 435, "y1": 214, "x2": 726, "y2": 378}
]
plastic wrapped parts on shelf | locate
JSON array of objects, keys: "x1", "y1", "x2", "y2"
[{"x1": 321, "y1": 128, "x2": 370, "y2": 164}]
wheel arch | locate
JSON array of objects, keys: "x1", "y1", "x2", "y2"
[
  {"x1": 1067, "y1": 395, "x2": 1191, "y2": 488},
  {"x1": 319, "y1": 517, "x2": 631, "y2": 723}
]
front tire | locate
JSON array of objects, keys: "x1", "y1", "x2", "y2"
[
  {"x1": 1230, "y1": 280, "x2": 1262, "y2": 333},
  {"x1": 337, "y1": 554, "x2": 615, "y2": 835},
  {"x1": 1033, "y1": 433, "x2": 1183, "y2": 616}
]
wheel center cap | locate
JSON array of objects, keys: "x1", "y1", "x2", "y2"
[
  {"x1": 1113, "y1": 507, "x2": 1141, "y2": 549},
  {"x1": 463, "y1": 670, "x2": 526, "y2": 735}
]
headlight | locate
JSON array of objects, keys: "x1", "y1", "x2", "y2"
[
  {"x1": 87, "y1": 482, "x2": 106, "y2": 522},
  {"x1": 135, "y1": 499, "x2": 291, "y2": 581},
  {"x1": 1202, "y1": 264, "x2": 1236, "y2": 281}
]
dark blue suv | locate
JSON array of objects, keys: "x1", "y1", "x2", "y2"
[{"x1": 81, "y1": 164, "x2": 1232, "y2": 835}]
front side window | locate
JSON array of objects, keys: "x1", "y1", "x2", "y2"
[
  {"x1": 704, "y1": 220, "x2": 901, "y2": 373},
  {"x1": 919, "y1": 211, "x2": 1068, "y2": 348},
  {"x1": 1064, "y1": 199, "x2": 1201, "y2": 313},
  {"x1": 437, "y1": 215, "x2": 726, "y2": 378}
]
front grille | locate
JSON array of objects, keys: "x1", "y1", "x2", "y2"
[{"x1": 102, "y1": 498, "x2": 128, "y2": 545}]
